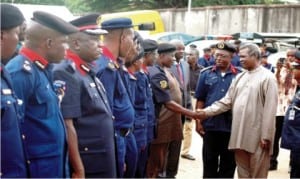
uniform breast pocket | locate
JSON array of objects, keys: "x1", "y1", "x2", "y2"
[
  {"x1": 35, "y1": 85, "x2": 56, "y2": 118},
  {"x1": 205, "y1": 76, "x2": 218, "y2": 86},
  {"x1": 1, "y1": 96, "x2": 17, "y2": 131}
]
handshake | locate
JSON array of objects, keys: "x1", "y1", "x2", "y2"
[{"x1": 189, "y1": 109, "x2": 206, "y2": 121}]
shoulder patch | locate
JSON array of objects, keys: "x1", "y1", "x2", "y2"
[{"x1": 160, "y1": 80, "x2": 168, "y2": 89}]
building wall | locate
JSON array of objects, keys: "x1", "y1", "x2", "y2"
[{"x1": 158, "y1": 4, "x2": 300, "y2": 35}]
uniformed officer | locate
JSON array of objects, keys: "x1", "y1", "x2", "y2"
[
  {"x1": 0, "y1": 4, "x2": 27, "y2": 178},
  {"x1": 52, "y1": 14, "x2": 117, "y2": 178},
  {"x1": 141, "y1": 39, "x2": 159, "y2": 145},
  {"x1": 125, "y1": 32, "x2": 152, "y2": 178},
  {"x1": 5, "y1": 11, "x2": 78, "y2": 178},
  {"x1": 146, "y1": 43, "x2": 202, "y2": 178},
  {"x1": 95, "y1": 17, "x2": 138, "y2": 177},
  {"x1": 195, "y1": 42, "x2": 242, "y2": 178},
  {"x1": 281, "y1": 51, "x2": 300, "y2": 178}
]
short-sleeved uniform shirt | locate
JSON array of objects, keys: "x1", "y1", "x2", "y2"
[
  {"x1": 195, "y1": 65, "x2": 242, "y2": 132},
  {"x1": 148, "y1": 65, "x2": 183, "y2": 144},
  {"x1": 52, "y1": 50, "x2": 116, "y2": 177},
  {"x1": 5, "y1": 47, "x2": 67, "y2": 178}
]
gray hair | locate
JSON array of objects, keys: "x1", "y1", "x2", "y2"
[{"x1": 239, "y1": 43, "x2": 261, "y2": 60}]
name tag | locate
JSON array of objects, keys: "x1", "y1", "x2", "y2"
[
  {"x1": 288, "y1": 109, "x2": 295, "y2": 120},
  {"x1": 2, "y1": 89, "x2": 12, "y2": 95}
]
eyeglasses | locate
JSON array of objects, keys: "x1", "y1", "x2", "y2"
[{"x1": 214, "y1": 53, "x2": 230, "y2": 59}]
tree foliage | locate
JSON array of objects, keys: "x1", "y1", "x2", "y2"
[{"x1": 1, "y1": 0, "x2": 283, "y2": 14}]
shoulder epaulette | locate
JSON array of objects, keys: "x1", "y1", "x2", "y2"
[{"x1": 200, "y1": 66, "x2": 213, "y2": 73}]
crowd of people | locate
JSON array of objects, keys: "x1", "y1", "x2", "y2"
[{"x1": 1, "y1": 3, "x2": 300, "y2": 178}]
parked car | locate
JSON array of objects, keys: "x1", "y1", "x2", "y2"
[{"x1": 149, "y1": 32, "x2": 199, "y2": 45}]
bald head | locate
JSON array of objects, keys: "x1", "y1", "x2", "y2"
[
  {"x1": 170, "y1": 39, "x2": 185, "y2": 61},
  {"x1": 25, "y1": 21, "x2": 63, "y2": 48}
]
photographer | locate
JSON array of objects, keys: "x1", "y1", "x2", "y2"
[{"x1": 271, "y1": 49, "x2": 298, "y2": 170}]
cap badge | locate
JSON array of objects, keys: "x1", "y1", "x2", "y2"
[{"x1": 217, "y1": 43, "x2": 225, "y2": 49}]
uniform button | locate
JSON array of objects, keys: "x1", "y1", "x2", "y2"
[
  {"x1": 22, "y1": 134, "x2": 25, "y2": 140},
  {"x1": 84, "y1": 147, "x2": 88, "y2": 151},
  {"x1": 222, "y1": 79, "x2": 225, "y2": 82},
  {"x1": 112, "y1": 116, "x2": 115, "y2": 120},
  {"x1": 105, "y1": 100, "x2": 108, "y2": 104},
  {"x1": 0, "y1": 172, "x2": 2, "y2": 176},
  {"x1": 221, "y1": 89, "x2": 225, "y2": 92},
  {"x1": 7, "y1": 100, "x2": 11, "y2": 105},
  {"x1": 27, "y1": 160, "x2": 31, "y2": 164}
]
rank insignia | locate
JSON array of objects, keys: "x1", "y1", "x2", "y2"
[
  {"x1": 160, "y1": 80, "x2": 167, "y2": 89},
  {"x1": 108, "y1": 62, "x2": 115, "y2": 69}
]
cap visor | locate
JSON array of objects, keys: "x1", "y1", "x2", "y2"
[{"x1": 84, "y1": 29, "x2": 108, "y2": 35}]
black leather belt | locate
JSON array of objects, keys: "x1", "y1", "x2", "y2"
[{"x1": 117, "y1": 128, "x2": 131, "y2": 137}]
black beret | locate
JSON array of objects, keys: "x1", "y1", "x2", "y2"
[
  {"x1": 32, "y1": 11, "x2": 78, "y2": 35},
  {"x1": 142, "y1": 39, "x2": 158, "y2": 53},
  {"x1": 157, "y1": 43, "x2": 176, "y2": 54},
  {"x1": 215, "y1": 42, "x2": 236, "y2": 53},
  {"x1": 69, "y1": 13, "x2": 107, "y2": 35},
  {"x1": 1, "y1": 4, "x2": 25, "y2": 30},
  {"x1": 265, "y1": 46, "x2": 278, "y2": 54},
  {"x1": 101, "y1": 17, "x2": 133, "y2": 30}
]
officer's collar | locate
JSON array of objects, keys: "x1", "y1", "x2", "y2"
[
  {"x1": 141, "y1": 63, "x2": 149, "y2": 74},
  {"x1": 101, "y1": 46, "x2": 116, "y2": 62},
  {"x1": 65, "y1": 50, "x2": 92, "y2": 76},
  {"x1": 19, "y1": 47, "x2": 49, "y2": 70},
  {"x1": 211, "y1": 64, "x2": 237, "y2": 74}
]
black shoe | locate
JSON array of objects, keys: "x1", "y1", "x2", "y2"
[
  {"x1": 269, "y1": 163, "x2": 277, "y2": 171},
  {"x1": 181, "y1": 154, "x2": 196, "y2": 160}
]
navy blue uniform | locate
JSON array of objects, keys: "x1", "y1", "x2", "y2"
[
  {"x1": 198, "y1": 56, "x2": 215, "y2": 68},
  {"x1": 1, "y1": 64, "x2": 27, "y2": 178},
  {"x1": 195, "y1": 65, "x2": 241, "y2": 178},
  {"x1": 95, "y1": 48, "x2": 136, "y2": 177},
  {"x1": 121, "y1": 67, "x2": 138, "y2": 178},
  {"x1": 52, "y1": 50, "x2": 116, "y2": 178},
  {"x1": 5, "y1": 47, "x2": 68, "y2": 178},
  {"x1": 281, "y1": 90, "x2": 300, "y2": 178},
  {"x1": 132, "y1": 70, "x2": 150, "y2": 177}
]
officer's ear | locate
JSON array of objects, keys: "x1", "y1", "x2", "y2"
[{"x1": 46, "y1": 38, "x2": 53, "y2": 49}]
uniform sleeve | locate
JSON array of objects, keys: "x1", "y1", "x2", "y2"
[
  {"x1": 150, "y1": 72, "x2": 171, "y2": 104},
  {"x1": 53, "y1": 69, "x2": 81, "y2": 119},
  {"x1": 6, "y1": 70, "x2": 33, "y2": 115},
  {"x1": 194, "y1": 72, "x2": 207, "y2": 101},
  {"x1": 96, "y1": 68, "x2": 116, "y2": 109},
  {"x1": 261, "y1": 75, "x2": 278, "y2": 141}
]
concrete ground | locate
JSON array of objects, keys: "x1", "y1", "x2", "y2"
[{"x1": 177, "y1": 121, "x2": 290, "y2": 178}]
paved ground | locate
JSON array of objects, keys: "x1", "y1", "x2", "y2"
[{"x1": 177, "y1": 121, "x2": 290, "y2": 178}]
